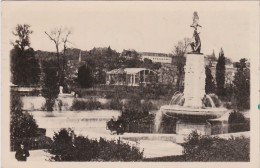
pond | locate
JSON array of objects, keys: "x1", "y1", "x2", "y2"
[{"x1": 28, "y1": 110, "x2": 121, "y2": 139}]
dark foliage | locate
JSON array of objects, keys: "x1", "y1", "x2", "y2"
[
  {"x1": 233, "y1": 58, "x2": 250, "y2": 110},
  {"x1": 77, "y1": 64, "x2": 93, "y2": 88},
  {"x1": 228, "y1": 111, "x2": 250, "y2": 133},
  {"x1": 106, "y1": 118, "x2": 126, "y2": 135},
  {"x1": 119, "y1": 94, "x2": 155, "y2": 133},
  {"x1": 41, "y1": 60, "x2": 60, "y2": 111},
  {"x1": 172, "y1": 39, "x2": 190, "y2": 91},
  {"x1": 11, "y1": 135, "x2": 53, "y2": 151},
  {"x1": 205, "y1": 66, "x2": 215, "y2": 94},
  {"x1": 216, "y1": 48, "x2": 226, "y2": 97},
  {"x1": 10, "y1": 92, "x2": 39, "y2": 145},
  {"x1": 143, "y1": 155, "x2": 186, "y2": 162},
  {"x1": 87, "y1": 47, "x2": 121, "y2": 84},
  {"x1": 183, "y1": 131, "x2": 250, "y2": 161},
  {"x1": 109, "y1": 97, "x2": 123, "y2": 110},
  {"x1": 81, "y1": 47, "x2": 162, "y2": 85},
  {"x1": 225, "y1": 83, "x2": 235, "y2": 102},
  {"x1": 49, "y1": 128, "x2": 143, "y2": 161},
  {"x1": 10, "y1": 24, "x2": 40, "y2": 85},
  {"x1": 70, "y1": 98, "x2": 102, "y2": 111}
]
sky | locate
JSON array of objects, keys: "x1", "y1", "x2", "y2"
[{"x1": 2, "y1": 1, "x2": 259, "y2": 62}]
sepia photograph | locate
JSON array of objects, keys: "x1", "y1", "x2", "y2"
[{"x1": 1, "y1": 1, "x2": 259, "y2": 168}]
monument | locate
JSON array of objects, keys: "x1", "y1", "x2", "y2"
[{"x1": 157, "y1": 12, "x2": 228, "y2": 143}]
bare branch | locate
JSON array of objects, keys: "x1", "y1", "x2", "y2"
[{"x1": 45, "y1": 31, "x2": 57, "y2": 43}]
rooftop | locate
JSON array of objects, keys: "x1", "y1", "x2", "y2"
[
  {"x1": 139, "y1": 52, "x2": 170, "y2": 57},
  {"x1": 107, "y1": 68, "x2": 156, "y2": 75}
]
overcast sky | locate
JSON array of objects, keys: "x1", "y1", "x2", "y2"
[{"x1": 2, "y1": 1, "x2": 258, "y2": 61}]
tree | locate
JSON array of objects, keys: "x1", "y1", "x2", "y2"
[
  {"x1": 87, "y1": 47, "x2": 121, "y2": 84},
  {"x1": 61, "y1": 29, "x2": 72, "y2": 86},
  {"x1": 77, "y1": 64, "x2": 93, "y2": 88},
  {"x1": 45, "y1": 27, "x2": 72, "y2": 86},
  {"x1": 205, "y1": 66, "x2": 215, "y2": 94},
  {"x1": 50, "y1": 128, "x2": 75, "y2": 161},
  {"x1": 216, "y1": 48, "x2": 226, "y2": 97},
  {"x1": 10, "y1": 92, "x2": 38, "y2": 145},
  {"x1": 11, "y1": 24, "x2": 33, "y2": 51},
  {"x1": 41, "y1": 60, "x2": 60, "y2": 111},
  {"x1": 45, "y1": 28, "x2": 62, "y2": 71},
  {"x1": 10, "y1": 24, "x2": 40, "y2": 85},
  {"x1": 172, "y1": 38, "x2": 191, "y2": 90},
  {"x1": 143, "y1": 58, "x2": 162, "y2": 70},
  {"x1": 233, "y1": 58, "x2": 250, "y2": 110}
]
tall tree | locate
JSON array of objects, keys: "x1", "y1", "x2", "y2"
[
  {"x1": 172, "y1": 38, "x2": 191, "y2": 91},
  {"x1": 45, "y1": 27, "x2": 72, "y2": 86},
  {"x1": 233, "y1": 58, "x2": 250, "y2": 110},
  {"x1": 41, "y1": 60, "x2": 60, "y2": 111},
  {"x1": 77, "y1": 64, "x2": 93, "y2": 88},
  {"x1": 45, "y1": 27, "x2": 62, "y2": 71},
  {"x1": 216, "y1": 48, "x2": 226, "y2": 97},
  {"x1": 10, "y1": 24, "x2": 40, "y2": 85},
  {"x1": 11, "y1": 24, "x2": 33, "y2": 51},
  {"x1": 88, "y1": 47, "x2": 120, "y2": 84},
  {"x1": 205, "y1": 66, "x2": 215, "y2": 94}
]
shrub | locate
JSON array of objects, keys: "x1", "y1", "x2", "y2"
[
  {"x1": 10, "y1": 92, "x2": 39, "y2": 147},
  {"x1": 70, "y1": 98, "x2": 102, "y2": 111},
  {"x1": 183, "y1": 131, "x2": 250, "y2": 161},
  {"x1": 109, "y1": 97, "x2": 122, "y2": 110},
  {"x1": 119, "y1": 95, "x2": 156, "y2": 133},
  {"x1": 49, "y1": 128, "x2": 143, "y2": 161},
  {"x1": 142, "y1": 100, "x2": 157, "y2": 112},
  {"x1": 49, "y1": 128, "x2": 75, "y2": 161},
  {"x1": 228, "y1": 111, "x2": 250, "y2": 133},
  {"x1": 223, "y1": 102, "x2": 233, "y2": 109}
]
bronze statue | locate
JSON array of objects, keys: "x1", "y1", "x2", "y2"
[
  {"x1": 190, "y1": 11, "x2": 201, "y2": 29},
  {"x1": 190, "y1": 11, "x2": 202, "y2": 54}
]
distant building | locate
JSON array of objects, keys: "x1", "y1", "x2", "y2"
[
  {"x1": 106, "y1": 68, "x2": 156, "y2": 86},
  {"x1": 139, "y1": 52, "x2": 172, "y2": 64}
]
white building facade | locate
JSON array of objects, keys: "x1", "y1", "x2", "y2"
[{"x1": 140, "y1": 52, "x2": 172, "y2": 64}]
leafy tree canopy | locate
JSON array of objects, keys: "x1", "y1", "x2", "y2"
[{"x1": 11, "y1": 24, "x2": 40, "y2": 85}]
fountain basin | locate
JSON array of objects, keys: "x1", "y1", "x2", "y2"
[
  {"x1": 159, "y1": 105, "x2": 229, "y2": 143},
  {"x1": 160, "y1": 105, "x2": 229, "y2": 121}
]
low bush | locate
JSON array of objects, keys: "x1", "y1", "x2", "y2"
[
  {"x1": 49, "y1": 128, "x2": 143, "y2": 161},
  {"x1": 223, "y1": 102, "x2": 234, "y2": 109},
  {"x1": 119, "y1": 94, "x2": 156, "y2": 133},
  {"x1": 70, "y1": 98, "x2": 102, "y2": 111},
  {"x1": 228, "y1": 111, "x2": 250, "y2": 133},
  {"x1": 109, "y1": 97, "x2": 122, "y2": 110},
  {"x1": 11, "y1": 135, "x2": 53, "y2": 151},
  {"x1": 142, "y1": 100, "x2": 158, "y2": 112},
  {"x1": 183, "y1": 131, "x2": 250, "y2": 161}
]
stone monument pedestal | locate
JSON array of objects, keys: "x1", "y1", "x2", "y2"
[
  {"x1": 176, "y1": 120, "x2": 211, "y2": 143},
  {"x1": 183, "y1": 53, "x2": 205, "y2": 108}
]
